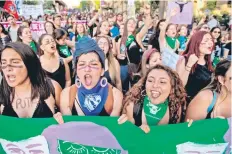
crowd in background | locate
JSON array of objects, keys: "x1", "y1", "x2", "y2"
[{"x1": 0, "y1": 2, "x2": 231, "y2": 133}]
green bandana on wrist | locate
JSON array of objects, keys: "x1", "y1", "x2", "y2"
[
  {"x1": 143, "y1": 95, "x2": 168, "y2": 126},
  {"x1": 165, "y1": 36, "x2": 177, "y2": 49}
]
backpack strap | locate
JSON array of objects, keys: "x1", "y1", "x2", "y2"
[{"x1": 207, "y1": 91, "x2": 217, "y2": 113}]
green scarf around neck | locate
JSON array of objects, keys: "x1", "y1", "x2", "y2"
[
  {"x1": 30, "y1": 41, "x2": 37, "y2": 53},
  {"x1": 126, "y1": 35, "x2": 135, "y2": 47},
  {"x1": 165, "y1": 36, "x2": 177, "y2": 49},
  {"x1": 143, "y1": 96, "x2": 168, "y2": 126}
]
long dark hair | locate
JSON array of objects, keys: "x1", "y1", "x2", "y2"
[
  {"x1": 204, "y1": 59, "x2": 231, "y2": 93},
  {"x1": 0, "y1": 42, "x2": 53, "y2": 106},
  {"x1": 210, "y1": 26, "x2": 222, "y2": 42},
  {"x1": 122, "y1": 65, "x2": 187, "y2": 124},
  {"x1": 0, "y1": 23, "x2": 8, "y2": 35},
  {"x1": 44, "y1": 21, "x2": 56, "y2": 34}
]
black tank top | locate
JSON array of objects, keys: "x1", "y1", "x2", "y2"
[
  {"x1": 1, "y1": 99, "x2": 53, "y2": 118},
  {"x1": 44, "y1": 58, "x2": 66, "y2": 89},
  {"x1": 185, "y1": 64, "x2": 212, "y2": 103}
]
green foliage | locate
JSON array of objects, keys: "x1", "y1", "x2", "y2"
[
  {"x1": 206, "y1": 0, "x2": 217, "y2": 11},
  {"x1": 23, "y1": 0, "x2": 39, "y2": 5},
  {"x1": 43, "y1": 0, "x2": 54, "y2": 10}
]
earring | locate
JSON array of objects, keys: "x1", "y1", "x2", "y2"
[
  {"x1": 75, "y1": 78, "x2": 81, "y2": 88},
  {"x1": 100, "y1": 77, "x2": 108, "y2": 87}
]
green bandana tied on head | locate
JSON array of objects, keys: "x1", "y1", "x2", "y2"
[
  {"x1": 30, "y1": 41, "x2": 37, "y2": 53},
  {"x1": 143, "y1": 95, "x2": 168, "y2": 126},
  {"x1": 165, "y1": 36, "x2": 177, "y2": 49}
]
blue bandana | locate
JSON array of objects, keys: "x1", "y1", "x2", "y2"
[{"x1": 77, "y1": 79, "x2": 109, "y2": 116}]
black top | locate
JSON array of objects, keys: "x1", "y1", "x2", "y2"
[
  {"x1": 148, "y1": 33, "x2": 160, "y2": 51},
  {"x1": 89, "y1": 23, "x2": 97, "y2": 38},
  {"x1": 118, "y1": 39, "x2": 141, "y2": 66},
  {"x1": 104, "y1": 70, "x2": 115, "y2": 87},
  {"x1": 43, "y1": 58, "x2": 66, "y2": 89},
  {"x1": 141, "y1": 26, "x2": 155, "y2": 49},
  {"x1": 0, "y1": 35, "x2": 11, "y2": 50},
  {"x1": 185, "y1": 64, "x2": 212, "y2": 103},
  {"x1": 224, "y1": 42, "x2": 231, "y2": 56},
  {"x1": 1, "y1": 99, "x2": 53, "y2": 118}
]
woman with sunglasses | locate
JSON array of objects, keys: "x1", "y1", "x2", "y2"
[
  {"x1": 60, "y1": 37, "x2": 123, "y2": 116},
  {"x1": 176, "y1": 31, "x2": 214, "y2": 104},
  {"x1": 0, "y1": 42, "x2": 61, "y2": 118},
  {"x1": 210, "y1": 27, "x2": 223, "y2": 67},
  {"x1": 39, "y1": 34, "x2": 71, "y2": 89},
  {"x1": 118, "y1": 65, "x2": 187, "y2": 133},
  {"x1": 186, "y1": 60, "x2": 231, "y2": 120}
]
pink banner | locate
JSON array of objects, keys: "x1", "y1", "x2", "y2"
[{"x1": 0, "y1": 20, "x2": 87, "y2": 37}]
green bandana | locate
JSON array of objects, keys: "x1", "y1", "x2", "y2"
[
  {"x1": 30, "y1": 41, "x2": 37, "y2": 53},
  {"x1": 58, "y1": 140, "x2": 122, "y2": 154},
  {"x1": 143, "y1": 96, "x2": 168, "y2": 126},
  {"x1": 126, "y1": 35, "x2": 135, "y2": 47},
  {"x1": 213, "y1": 56, "x2": 220, "y2": 68},
  {"x1": 59, "y1": 45, "x2": 72, "y2": 57},
  {"x1": 165, "y1": 36, "x2": 177, "y2": 49},
  {"x1": 77, "y1": 34, "x2": 84, "y2": 41}
]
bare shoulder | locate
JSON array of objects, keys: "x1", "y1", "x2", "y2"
[
  {"x1": 51, "y1": 79, "x2": 62, "y2": 90},
  {"x1": 112, "y1": 86, "x2": 123, "y2": 98}
]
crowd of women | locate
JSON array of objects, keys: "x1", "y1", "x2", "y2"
[{"x1": 0, "y1": 3, "x2": 231, "y2": 133}]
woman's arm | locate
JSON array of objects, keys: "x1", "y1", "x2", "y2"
[
  {"x1": 60, "y1": 87, "x2": 72, "y2": 115},
  {"x1": 64, "y1": 55, "x2": 73, "y2": 63},
  {"x1": 51, "y1": 79, "x2": 62, "y2": 108},
  {"x1": 114, "y1": 58, "x2": 122, "y2": 91},
  {"x1": 110, "y1": 88, "x2": 123, "y2": 116},
  {"x1": 176, "y1": 54, "x2": 198, "y2": 86},
  {"x1": 136, "y1": 16, "x2": 153, "y2": 50},
  {"x1": 185, "y1": 90, "x2": 212, "y2": 121},
  {"x1": 63, "y1": 60, "x2": 71, "y2": 88},
  {"x1": 223, "y1": 48, "x2": 229, "y2": 59}
]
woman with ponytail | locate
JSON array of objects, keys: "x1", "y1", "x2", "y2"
[{"x1": 186, "y1": 59, "x2": 231, "y2": 120}]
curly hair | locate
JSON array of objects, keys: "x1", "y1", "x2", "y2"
[{"x1": 122, "y1": 65, "x2": 187, "y2": 123}]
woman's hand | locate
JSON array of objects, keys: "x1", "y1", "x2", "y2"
[
  {"x1": 117, "y1": 54, "x2": 126, "y2": 60},
  {"x1": 53, "y1": 112, "x2": 64, "y2": 124},
  {"x1": 118, "y1": 114, "x2": 128, "y2": 124},
  {"x1": 140, "y1": 124, "x2": 150, "y2": 133},
  {"x1": 187, "y1": 54, "x2": 199, "y2": 68}
]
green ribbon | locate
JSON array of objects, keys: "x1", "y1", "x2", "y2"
[
  {"x1": 165, "y1": 36, "x2": 177, "y2": 49},
  {"x1": 126, "y1": 35, "x2": 135, "y2": 47},
  {"x1": 30, "y1": 41, "x2": 37, "y2": 53},
  {"x1": 77, "y1": 34, "x2": 84, "y2": 41},
  {"x1": 143, "y1": 96, "x2": 168, "y2": 126},
  {"x1": 59, "y1": 45, "x2": 72, "y2": 57}
]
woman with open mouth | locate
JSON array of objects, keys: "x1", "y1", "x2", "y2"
[
  {"x1": 176, "y1": 31, "x2": 214, "y2": 105},
  {"x1": 118, "y1": 65, "x2": 187, "y2": 133},
  {"x1": 60, "y1": 37, "x2": 123, "y2": 116},
  {"x1": 0, "y1": 42, "x2": 62, "y2": 118},
  {"x1": 159, "y1": 9, "x2": 179, "y2": 53},
  {"x1": 39, "y1": 34, "x2": 71, "y2": 89},
  {"x1": 17, "y1": 26, "x2": 39, "y2": 54},
  {"x1": 186, "y1": 59, "x2": 231, "y2": 121}
]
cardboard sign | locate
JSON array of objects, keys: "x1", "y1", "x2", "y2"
[{"x1": 167, "y1": 1, "x2": 193, "y2": 25}]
